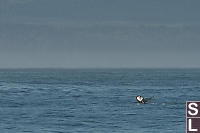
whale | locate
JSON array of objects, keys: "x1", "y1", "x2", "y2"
[{"x1": 136, "y1": 95, "x2": 154, "y2": 104}]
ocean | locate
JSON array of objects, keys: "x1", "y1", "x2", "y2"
[{"x1": 0, "y1": 69, "x2": 200, "y2": 133}]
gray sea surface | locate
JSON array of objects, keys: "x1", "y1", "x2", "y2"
[{"x1": 0, "y1": 69, "x2": 200, "y2": 133}]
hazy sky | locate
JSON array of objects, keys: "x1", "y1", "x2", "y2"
[{"x1": 0, "y1": 0, "x2": 200, "y2": 68}]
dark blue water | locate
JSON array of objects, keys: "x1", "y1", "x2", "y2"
[{"x1": 0, "y1": 69, "x2": 200, "y2": 133}]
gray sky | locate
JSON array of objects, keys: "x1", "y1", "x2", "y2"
[{"x1": 0, "y1": 0, "x2": 200, "y2": 68}]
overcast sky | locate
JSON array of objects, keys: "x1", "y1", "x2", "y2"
[{"x1": 0, "y1": 0, "x2": 200, "y2": 68}]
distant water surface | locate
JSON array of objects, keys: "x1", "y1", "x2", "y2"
[{"x1": 0, "y1": 69, "x2": 200, "y2": 133}]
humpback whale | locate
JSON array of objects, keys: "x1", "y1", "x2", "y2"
[{"x1": 136, "y1": 95, "x2": 154, "y2": 104}]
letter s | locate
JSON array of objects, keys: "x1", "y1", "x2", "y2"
[{"x1": 188, "y1": 103, "x2": 198, "y2": 116}]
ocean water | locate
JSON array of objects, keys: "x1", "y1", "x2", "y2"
[{"x1": 0, "y1": 69, "x2": 200, "y2": 133}]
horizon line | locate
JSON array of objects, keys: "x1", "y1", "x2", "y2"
[{"x1": 0, "y1": 67, "x2": 200, "y2": 70}]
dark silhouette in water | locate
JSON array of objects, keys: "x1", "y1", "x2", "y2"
[{"x1": 136, "y1": 96, "x2": 154, "y2": 104}]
